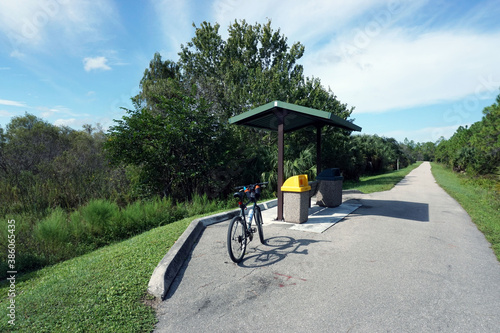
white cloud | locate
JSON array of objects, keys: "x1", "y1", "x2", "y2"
[
  {"x1": 0, "y1": 110, "x2": 16, "y2": 117},
  {"x1": 53, "y1": 117, "x2": 104, "y2": 129},
  {"x1": 205, "y1": 0, "x2": 500, "y2": 115},
  {"x1": 150, "y1": 0, "x2": 194, "y2": 60},
  {"x1": 0, "y1": 0, "x2": 119, "y2": 54},
  {"x1": 0, "y1": 0, "x2": 45, "y2": 47},
  {"x1": 54, "y1": 118, "x2": 77, "y2": 127},
  {"x1": 380, "y1": 123, "x2": 473, "y2": 143},
  {"x1": 0, "y1": 99, "x2": 27, "y2": 107},
  {"x1": 36, "y1": 105, "x2": 89, "y2": 118},
  {"x1": 9, "y1": 50, "x2": 26, "y2": 59},
  {"x1": 211, "y1": 0, "x2": 388, "y2": 42},
  {"x1": 83, "y1": 56, "x2": 111, "y2": 72},
  {"x1": 304, "y1": 29, "x2": 500, "y2": 113}
]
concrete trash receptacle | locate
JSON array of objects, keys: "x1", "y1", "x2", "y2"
[
  {"x1": 316, "y1": 168, "x2": 343, "y2": 207},
  {"x1": 281, "y1": 175, "x2": 311, "y2": 223}
]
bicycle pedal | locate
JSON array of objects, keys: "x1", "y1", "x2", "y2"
[{"x1": 251, "y1": 228, "x2": 256, "y2": 233}]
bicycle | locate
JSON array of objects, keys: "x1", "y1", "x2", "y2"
[{"x1": 227, "y1": 182, "x2": 268, "y2": 263}]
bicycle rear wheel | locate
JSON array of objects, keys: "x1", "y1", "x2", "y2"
[
  {"x1": 255, "y1": 206, "x2": 265, "y2": 244},
  {"x1": 227, "y1": 216, "x2": 246, "y2": 263}
]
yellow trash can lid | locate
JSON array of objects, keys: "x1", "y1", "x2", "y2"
[{"x1": 281, "y1": 174, "x2": 312, "y2": 192}]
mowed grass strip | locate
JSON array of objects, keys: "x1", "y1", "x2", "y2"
[
  {"x1": 431, "y1": 162, "x2": 500, "y2": 261},
  {"x1": 343, "y1": 162, "x2": 423, "y2": 193},
  {"x1": 0, "y1": 216, "x2": 196, "y2": 333},
  {"x1": 0, "y1": 165, "x2": 427, "y2": 332}
]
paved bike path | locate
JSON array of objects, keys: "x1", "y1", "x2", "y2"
[{"x1": 154, "y1": 162, "x2": 500, "y2": 332}]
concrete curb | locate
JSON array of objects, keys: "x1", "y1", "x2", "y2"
[{"x1": 147, "y1": 199, "x2": 278, "y2": 300}]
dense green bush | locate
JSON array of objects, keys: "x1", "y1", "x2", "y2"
[
  {"x1": 35, "y1": 208, "x2": 73, "y2": 260},
  {"x1": 436, "y1": 91, "x2": 500, "y2": 176},
  {"x1": 0, "y1": 193, "x2": 241, "y2": 279},
  {"x1": 0, "y1": 114, "x2": 133, "y2": 217}
]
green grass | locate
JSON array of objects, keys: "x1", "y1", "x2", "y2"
[
  {"x1": 1, "y1": 194, "x2": 237, "y2": 280},
  {"x1": 0, "y1": 215, "x2": 199, "y2": 333},
  {"x1": 0, "y1": 172, "x2": 423, "y2": 332},
  {"x1": 431, "y1": 163, "x2": 500, "y2": 261},
  {"x1": 343, "y1": 162, "x2": 423, "y2": 193}
]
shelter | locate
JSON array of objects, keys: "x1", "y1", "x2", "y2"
[{"x1": 229, "y1": 100, "x2": 361, "y2": 221}]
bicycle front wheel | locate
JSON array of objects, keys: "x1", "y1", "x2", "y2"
[
  {"x1": 227, "y1": 216, "x2": 246, "y2": 263},
  {"x1": 255, "y1": 206, "x2": 265, "y2": 244}
]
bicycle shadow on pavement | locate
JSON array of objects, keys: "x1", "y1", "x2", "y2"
[{"x1": 238, "y1": 236, "x2": 328, "y2": 268}]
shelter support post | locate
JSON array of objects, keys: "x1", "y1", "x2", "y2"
[
  {"x1": 274, "y1": 108, "x2": 287, "y2": 221},
  {"x1": 316, "y1": 125, "x2": 322, "y2": 177}
]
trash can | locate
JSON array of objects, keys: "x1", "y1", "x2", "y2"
[
  {"x1": 281, "y1": 175, "x2": 311, "y2": 223},
  {"x1": 316, "y1": 168, "x2": 344, "y2": 207}
]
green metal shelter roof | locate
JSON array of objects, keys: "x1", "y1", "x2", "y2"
[
  {"x1": 228, "y1": 100, "x2": 361, "y2": 221},
  {"x1": 228, "y1": 100, "x2": 362, "y2": 133}
]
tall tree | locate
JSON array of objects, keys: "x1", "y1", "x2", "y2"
[
  {"x1": 2, "y1": 113, "x2": 67, "y2": 176},
  {"x1": 107, "y1": 20, "x2": 357, "y2": 199},
  {"x1": 0, "y1": 114, "x2": 127, "y2": 214},
  {"x1": 107, "y1": 81, "x2": 232, "y2": 199},
  {"x1": 470, "y1": 92, "x2": 500, "y2": 174},
  {"x1": 435, "y1": 90, "x2": 500, "y2": 175},
  {"x1": 179, "y1": 20, "x2": 308, "y2": 118},
  {"x1": 133, "y1": 52, "x2": 181, "y2": 111},
  {"x1": 180, "y1": 20, "x2": 355, "y2": 174}
]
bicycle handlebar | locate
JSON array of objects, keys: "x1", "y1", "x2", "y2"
[{"x1": 234, "y1": 182, "x2": 269, "y2": 190}]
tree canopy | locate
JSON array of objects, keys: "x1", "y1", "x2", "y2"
[
  {"x1": 436, "y1": 91, "x2": 500, "y2": 175},
  {"x1": 106, "y1": 20, "x2": 356, "y2": 200},
  {"x1": 0, "y1": 113, "x2": 128, "y2": 215}
]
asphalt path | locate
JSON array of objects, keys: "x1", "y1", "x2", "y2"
[{"x1": 154, "y1": 162, "x2": 500, "y2": 332}]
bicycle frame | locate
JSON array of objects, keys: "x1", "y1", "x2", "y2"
[
  {"x1": 235, "y1": 194, "x2": 257, "y2": 230},
  {"x1": 227, "y1": 182, "x2": 268, "y2": 263}
]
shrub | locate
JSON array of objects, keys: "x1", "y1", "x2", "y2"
[
  {"x1": 80, "y1": 199, "x2": 120, "y2": 244},
  {"x1": 34, "y1": 208, "x2": 74, "y2": 261},
  {"x1": 0, "y1": 193, "x2": 237, "y2": 279},
  {"x1": 118, "y1": 200, "x2": 145, "y2": 238},
  {"x1": 190, "y1": 193, "x2": 217, "y2": 215}
]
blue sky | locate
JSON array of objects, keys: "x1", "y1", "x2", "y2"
[{"x1": 1, "y1": 0, "x2": 499, "y2": 143}]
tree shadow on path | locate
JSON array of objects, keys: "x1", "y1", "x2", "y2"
[{"x1": 344, "y1": 198, "x2": 429, "y2": 222}]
